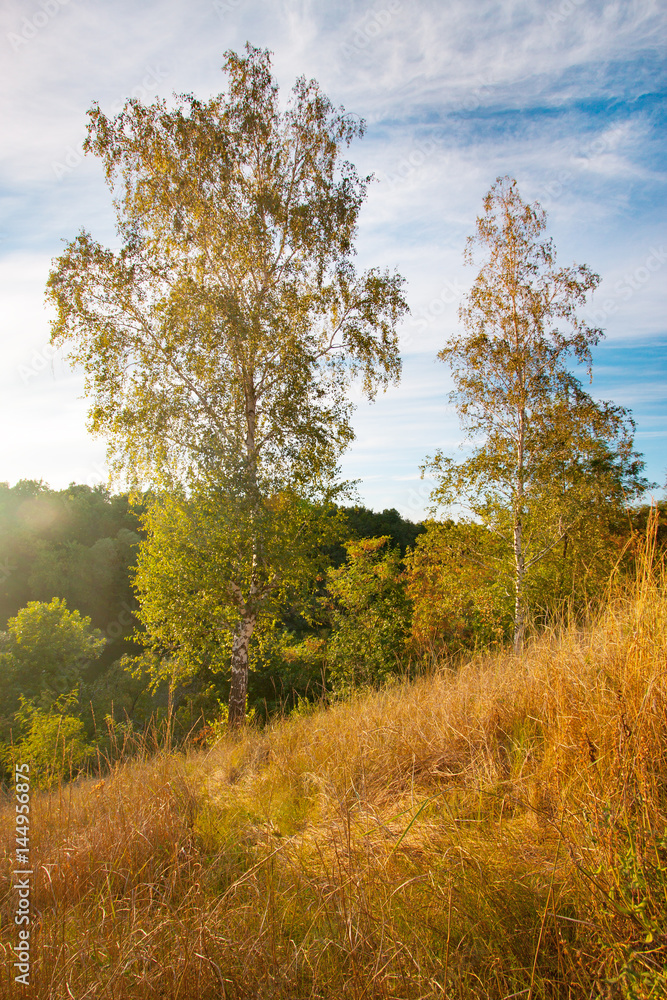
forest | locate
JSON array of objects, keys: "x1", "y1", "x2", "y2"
[
  {"x1": 0, "y1": 482, "x2": 431, "y2": 775},
  {"x1": 0, "y1": 470, "x2": 663, "y2": 786}
]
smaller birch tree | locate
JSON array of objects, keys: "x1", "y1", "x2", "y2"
[
  {"x1": 132, "y1": 484, "x2": 341, "y2": 720},
  {"x1": 425, "y1": 177, "x2": 648, "y2": 652}
]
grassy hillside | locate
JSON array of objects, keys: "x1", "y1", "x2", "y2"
[{"x1": 1, "y1": 533, "x2": 666, "y2": 998}]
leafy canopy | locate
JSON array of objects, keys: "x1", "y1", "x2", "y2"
[
  {"x1": 47, "y1": 45, "x2": 407, "y2": 494},
  {"x1": 326, "y1": 537, "x2": 411, "y2": 693},
  {"x1": 2, "y1": 597, "x2": 105, "y2": 711},
  {"x1": 133, "y1": 486, "x2": 343, "y2": 688},
  {"x1": 46, "y1": 46, "x2": 409, "y2": 724},
  {"x1": 425, "y1": 177, "x2": 649, "y2": 647}
]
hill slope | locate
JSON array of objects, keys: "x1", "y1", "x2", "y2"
[{"x1": 1, "y1": 542, "x2": 666, "y2": 999}]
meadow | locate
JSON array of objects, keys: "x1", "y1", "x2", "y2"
[{"x1": 0, "y1": 523, "x2": 665, "y2": 1000}]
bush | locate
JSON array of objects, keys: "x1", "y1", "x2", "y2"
[
  {"x1": 326, "y1": 536, "x2": 411, "y2": 692},
  {"x1": 2, "y1": 694, "x2": 93, "y2": 788}
]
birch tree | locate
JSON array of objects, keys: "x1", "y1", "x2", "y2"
[
  {"x1": 426, "y1": 176, "x2": 647, "y2": 652},
  {"x1": 47, "y1": 46, "x2": 408, "y2": 725}
]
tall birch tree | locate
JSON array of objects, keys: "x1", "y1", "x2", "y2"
[
  {"x1": 47, "y1": 46, "x2": 408, "y2": 724},
  {"x1": 426, "y1": 176, "x2": 647, "y2": 652}
]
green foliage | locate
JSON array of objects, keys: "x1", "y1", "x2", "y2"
[
  {"x1": 326, "y1": 536, "x2": 411, "y2": 693},
  {"x1": 27, "y1": 529, "x2": 139, "y2": 627},
  {"x1": 249, "y1": 630, "x2": 328, "y2": 718},
  {"x1": 133, "y1": 487, "x2": 343, "y2": 691},
  {"x1": 83, "y1": 651, "x2": 158, "y2": 734},
  {"x1": 1, "y1": 598, "x2": 105, "y2": 717},
  {"x1": 329, "y1": 506, "x2": 424, "y2": 565},
  {"x1": 0, "y1": 480, "x2": 143, "y2": 666},
  {"x1": 405, "y1": 520, "x2": 512, "y2": 659},
  {"x1": 0, "y1": 481, "x2": 148, "y2": 767},
  {"x1": 47, "y1": 45, "x2": 408, "y2": 724},
  {"x1": 2, "y1": 693, "x2": 93, "y2": 789},
  {"x1": 47, "y1": 46, "x2": 407, "y2": 494}
]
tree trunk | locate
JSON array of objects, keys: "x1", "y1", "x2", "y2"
[
  {"x1": 513, "y1": 392, "x2": 526, "y2": 655},
  {"x1": 228, "y1": 612, "x2": 256, "y2": 728},
  {"x1": 226, "y1": 376, "x2": 260, "y2": 730},
  {"x1": 513, "y1": 516, "x2": 526, "y2": 654},
  {"x1": 557, "y1": 532, "x2": 569, "y2": 600}
]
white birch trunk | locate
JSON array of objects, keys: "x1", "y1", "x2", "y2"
[
  {"x1": 513, "y1": 518, "x2": 526, "y2": 654},
  {"x1": 513, "y1": 374, "x2": 527, "y2": 654},
  {"x1": 228, "y1": 612, "x2": 256, "y2": 728}
]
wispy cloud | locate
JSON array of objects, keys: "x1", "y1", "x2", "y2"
[{"x1": 0, "y1": 0, "x2": 664, "y2": 502}]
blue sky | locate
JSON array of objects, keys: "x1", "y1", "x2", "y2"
[{"x1": 1, "y1": 0, "x2": 665, "y2": 519}]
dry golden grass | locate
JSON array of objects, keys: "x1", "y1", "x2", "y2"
[{"x1": 1, "y1": 523, "x2": 665, "y2": 998}]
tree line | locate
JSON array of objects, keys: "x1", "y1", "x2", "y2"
[
  {"x1": 0, "y1": 484, "x2": 431, "y2": 780},
  {"x1": 1, "y1": 477, "x2": 659, "y2": 786}
]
